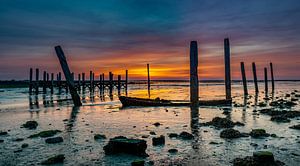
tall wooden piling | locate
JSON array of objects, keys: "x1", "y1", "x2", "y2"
[
  {"x1": 109, "y1": 72, "x2": 113, "y2": 95},
  {"x1": 78, "y1": 74, "x2": 81, "y2": 85},
  {"x1": 29, "y1": 68, "x2": 33, "y2": 94},
  {"x1": 270, "y1": 62, "x2": 275, "y2": 92},
  {"x1": 264, "y1": 67, "x2": 268, "y2": 95},
  {"x1": 58, "y1": 72, "x2": 62, "y2": 93},
  {"x1": 190, "y1": 41, "x2": 199, "y2": 107},
  {"x1": 55, "y1": 45, "x2": 82, "y2": 106},
  {"x1": 35, "y1": 68, "x2": 39, "y2": 94},
  {"x1": 240, "y1": 62, "x2": 248, "y2": 95},
  {"x1": 125, "y1": 70, "x2": 128, "y2": 95},
  {"x1": 89, "y1": 71, "x2": 93, "y2": 92},
  {"x1": 224, "y1": 38, "x2": 231, "y2": 100},
  {"x1": 43, "y1": 71, "x2": 47, "y2": 93},
  {"x1": 252, "y1": 62, "x2": 259, "y2": 93},
  {"x1": 51, "y1": 73, "x2": 54, "y2": 94},
  {"x1": 117, "y1": 75, "x2": 121, "y2": 95},
  {"x1": 147, "y1": 64, "x2": 150, "y2": 98}
]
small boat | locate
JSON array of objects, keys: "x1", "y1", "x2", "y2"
[{"x1": 119, "y1": 96, "x2": 232, "y2": 107}]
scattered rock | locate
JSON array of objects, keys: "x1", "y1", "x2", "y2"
[
  {"x1": 103, "y1": 136, "x2": 147, "y2": 157},
  {"x1": 152, "y1": 135, "x2": 165, "y2": 146},
  {"x1": 141, "y1": 135, "x2": 149, "y2": 138},
  {"x1": 258, "y1": 102, "x2": 267, "y2": 107},
  {"x1": 45, "y1": 137, "x2": 63, "y2": 144},
  {"x1": 271, "y1": 116, "x2": 291, "y2": 123},
  {"x1": 220, "y1": 129, "x2": 242, "y2": 139},
  {"x1": 21, "y1": 143, "x2": 29, "y2": 148},
  {"x1": 200, "y1": 117, "x2": 244, "y2": 128},
  {"x1": 131, "y1": 160, "x2": 145, "y2": 166},
  {"x1": 179, "y1": 131, "x2": 194, "y2": 140},
  {"x1": 0, "y1": 139, "x2": 3, "y2": 143},
  {"x1": 168, "y1": 148, "x2": 178, "y2": 153},
  {"x1": 168, "y1": 133, "x2": 178, "y2": 138},
  {"x1": 94, "y1": 134, "x2": 106, "y2": 140},
  {"x1": 14, "y1": 149, "x2": 22, "y2": 153},
  {"x1": 0, "y1": 131, "x2": 8, "y2": 136},
  {"x1": 233, "y1": 151, "x2": 285, "y2": 166},
  {"x1": 29, "y1": 130, "x2": 62, "y2": 138},
  {"x1": 41, "y1": 154, "x2": 65, "y2": 165},
  {"x1": 209, "y1": 141, "x2": 219, "y2": 145},
  {"x1": 289, "y1": 124, "x2": 300, "y2": 130},
  {"x1": 153, "y1": 122, "x2": 161, "y2": 127},
  {"x1": 270, "y1": 99, "x2": 297, "y2": 108},
  {"x1": 270, "y1": 134, "x2": 277, "y2": 138},
  {"x1": 14, "y1": 138, "x2": 24, "y2": 142},
  {"x1": 250, "y1": 129, "x2": 270, "y2": 138},
  {"x1": 149, "y1": 131, "x2": 156, "y2": 135},
  {"x1": 22, "y1": 121, "x2": 38, "y2": 129}
]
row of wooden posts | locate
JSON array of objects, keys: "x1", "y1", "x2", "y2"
[{"x1": 190, "y1": 38, "x2": 275, "y2": 107}]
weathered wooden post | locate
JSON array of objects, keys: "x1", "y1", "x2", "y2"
[
  {"x1": 264, "y1": 67, "x2": 268, "y2": 95},
  {"x1": 147, "y1": 64, "x2": 150, "y2": 98},
  {"x1": 54, "y1": 45, "x2": 82, "y2": 106},
  {"x1": 92, "y1": 72, "x2": 95, "y2": 92},
  {"x1": 125, "y1": 70, "x2": 128, "y2": 94},
  {"x1": 35, "y1": 68, "x2": 39, "y2": 94},
  {"x1": 190, "y1": 41, "x2": 199, "y2": 107},
  {"x1": 50, "y1": 73, "x2": 54, "y2": 94},
  {"x1": 102, "y1": 73, "x2": 105, "y2": 92},
  {"x1": 71, "y1": 72, "x2": 74, "y2": 81},
  {"x1": 252, "y1": 62, "x2": 259, "y2": 93},
  {"x1": 117, "y1": 75, "x2": 121, "y2": 95},
  {"x1": 47, "y1": 73, "x2": 49, "y2": 82},
  {"x1": 224, "y1": 38, "x2": 231, "y2": 100},
  {"x1": 270, "y1": 62, "x2": 275, "y2": 92},
  {"x1": 89, "y1": 71, "x2": 93, "y2": 92},
  {"x1": 29, "y1": 68, "x2": 33, "y2": 94},
  {"x1": 240, "y1": 62, "x2": 248, "y2": 95},
  {"x1": 43, "y1": 71, "x2": 47, "y2": 93},
  {"x1": 58, "y1": 72, "x2": 62, "y2": 93},
  {"x1": 82, "y1": 72, "x2": 85, "y2": 91},
  {"x1": 109, "y1": 72, "x2": 113, "y2": 95}
]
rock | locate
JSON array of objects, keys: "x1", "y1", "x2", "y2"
[
  {"x1": 131, "y1": 160, "x2": 145, "y2": 166},
  {"x1": 45, "y1": 137, "x2": 63, "y2": 144},
  {"x1": 29, "y1": 130, "x2": 62, "y2": 138},
  {"x1": 270, "y1": 99, "x2": 297, "y2": 108},
  {"x1": 153, "y1": 122, "x2": 161, "y2": 127},
  {"x1": 22, "y1": 121, "x2": 38, "y2": 129},
  {"x1": 200, "y1": 117, "x2": 243, "y2": 128},
  {"x1": 258, "y1": 102, "x2": 267, "y2": 107},
  {"x1": 103, "y1": 136, "x2": 147, "y2": 157},
  {"x1": 94, "y1": 134, "x2": 106, "y2": 140},
  {"x1": 0, "y1": 131, "x2": 8, "y2": 136},
  {"x1": 14, "y1": 149, "x2": 22, "y2": 153},
  {"x1": 250, "y1": 129, "x2": 270, "y2": 138},
  {"x1": 233, "y1": 151, "x2": 285, "y2": 166},
  {"x1": 149, "y1": 131, "x2": 156, "y2": 135},
  {"x1": 271, "y1": 116, "x2": 290, "y2": 123},
  {"x1": 152, "y1": 135, "x2": 165, "y2": 146},
  {"x1": 253, "y1": 151, "x2": 274, "y2": 163},
  {"x1": 168, "y1": 148, "x2": 178, "y2": 153},
  {"x1": 209, "y1": 141, "x2": 219, "y2": 145},
  {"x1": 0, "y1": 139, "x2": 3, "y2": 143},
  {"x1": 21, "y1": 143, "x2": 29, "y2": 148},
  {"x1": 168, "y1": 133, "x2": 178, "y2": 138},
  {"x1": 41, "y1": 154, "x2": 65, "y2": 165},
  {"x1": 179, "y1": 131, "x2": 194, "y2": 140},
  {"x1": 289, "y1": 124, "x2": 300, "y2": 130},
  {"x1": 14, "y1": 138, "x2": 24, "y2": 142},
  {"x1": 141, "y1": 135, "x2": 149, "y2": 138},
  {"x1": 220, "y1": 129, "x2": 242, "y2": 139},
  {"x1": 235, "y1": 121, "x2": 245, "y2": 126},
  {"x1": 270, "y1": 134, "x2": 277, "y2": 137}
]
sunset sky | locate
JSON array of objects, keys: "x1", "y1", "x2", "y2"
[{"x1": 0, "y1": 0, "x2": 300, "y2": 80}]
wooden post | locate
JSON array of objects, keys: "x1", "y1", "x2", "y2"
[
  {"x1": 78, "y1": 73, "x2": 81, "y2": 85},
  {"x1": 270, "y1": 62, "x2": 275, "y2": 92},
  {"x1": 252, "y1": 62, "x2": 259, "y2": 93},
  {"x1": 190, "y1": 41, "x2": 199, "y2": 107},
  {"x1": 35, "y1": 68, "x2": 39, "y2": 94},
  {"x1": 58, "y1": 72, "x2": 62, "y2": 93},
  {"x1": 264, "y1": 67, "x2": 268, "y2": 95},
  {"x1": 109, "y1": 72, "x2": 113, "y2": 95},
  {"x1": 224, "y1": 38, "x2": 231, "y2": 100},
  {"x1": 102, "y1": 73, "x2": 105, "y2": 91},
  {"x1": 90, "y1": 70, "x2": 93, "y2": 92},
  {"x1": 47, "y1": 73, "x2": 49, "y2": 82},
  {"x1": 125, "y1": 70, "x2": 128, "y2": 93},
  {"x1": 54, "y1": 45, "x2": 82, "y2": 106},
  {"x1": 29, "y1": 68, "x2": 33, "y2": 94},
  {"x1": 117, "y1": 75, "x2": 121, "y2": 95},
  {"x1": 240, "y1": 62, "x2": 248, "y2": 95},
  {"x1": 43, "y1": 71, "x2": 46, "y2": 93},
  {"x1": 147, "y1": 64, "x2": 150, "y2": 98},
  {"x1": 51, "y1": 73, "x2": 54, "y2": 94}
]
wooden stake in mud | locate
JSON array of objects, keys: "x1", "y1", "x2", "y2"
[
  {"x1": 51, "y1": 73, "x2": 54, "y2": 94},
  {"x1": 147, "y1": 64, "x2": 150, "y2": 98},
  {"x1": 90, "y1": 71, "x2": 93, "y2": 92},
  {"x1": 270, "y1": 62, "x2": 275, "y2": 92},
  {"x1": 252, "y1": 62, "x2": 259, "y2": 93},
  {"x1": 35, "y1": 68, "x2": 39, "y2": 94},
  {"x1": 43, "y1": 71, "x2": 47, "y2": 93},
  {"x1": 240, "y1": 62, "x2": 248, "y2": 95},
  {"x1": 190, "y1": 41, "x2": 199, "y2": 107},
  {"x1": 264, "y1": 67, "x2": 268, "y2": 95},
  {"x1": 125, "y1": 70, "x2": 128, "y2": 94},
  {"x1": 117, "y1": 75, "x2": 121, "y2": 95},
  {"x1": 224, "y1": 38, "x2": 231, "y2": 100},
  {"x1": 109, "y1": 72, "x2": 113, "y2": 95},
  {"x1": 29, "y1": 68, "x2": 33, "y2": 94},
  {"x1": 58, "y1": 72, "x2": 62, "y2": 93},
  {"x1": 54, "y1": 46, "x2": 82, "y2": 106}
]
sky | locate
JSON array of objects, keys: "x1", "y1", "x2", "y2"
[{"x1": 0, "y1": 0, "x2": 300, "y2": 80}]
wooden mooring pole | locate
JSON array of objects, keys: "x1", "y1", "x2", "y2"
[
  {"x1": 270, "y1": 62, "x2": 275, "y2": 92},
  {"x1": 240, "y1": 62, "x2": 248, "y2": 96},
  {"x1": 147, "y1": 64, "x2": 150, "y2": 98},
  {"x1": 50, "y1": 73, "x2": 54, "y2": 94},
  {"x1": 224, "y1": 38, "x2": 231, "y2": 100},
  {"x1": 29, "y1": 68, "x2": 33, "y2": 94},
  {"x1": 190, "y1": 41, "x2": 199, "y2": 107},
  {"x1": 252, "y1": 62, "x2": 259, "y2": 93},
  {"x1": 125, "y1": 70, "x2": 128, "y2": 95},
  {"x1": 35, "y1": 68, "x2": 39, "y2": 94},
  {"x1": 264, "y1": 67, "x2": 268, "y2": 95},
  {"x1": 43, "y1": 71, "x2": 47, "y2": 93},
  {"x1": 117, "y1": 75, "x2": 121, "y2": 95},
  {"x1": 55, "y1": 46, "x2": 82, "y2": 106}
]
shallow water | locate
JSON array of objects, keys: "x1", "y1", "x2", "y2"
[{"x1": 0, "y1": 81, "x2": 300, "y2": 166}]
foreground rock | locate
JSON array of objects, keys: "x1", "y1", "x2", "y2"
[
  {"x1": 0, "y1": 131, "x2": 8, "y2": 136},
  {"x1": 22, "y1": 121, "x2": 38, "y2": 129},
  {"x1": 200, "y1": 117, "x2": 244, "y2": 128},
  {"x1": 131, "y1": 160, "x2": 145, "y2": 166},
  {"x1": 29, "y1": 130, "x2": 62, "y2": 138},
  {"x1": 45, "y1": 137, "x2": 63, "y2": 144},
  {"x1": 289, "y1": 124, "x2": 300, "y2": 130},
  {"x1": 220, "y1": 129, "x2": 245, "y2": 139},
  {"x1": 271, "y1": 116, "x2": 290, "y2": 123},
  {"x1": 41, "y1": 154, "x2": 65, "y2": 165},
  {"x1": 233, "y1": 151, "x2": 284, "y2": 166},
  {"x1": 94, "y1": 134, "x2": 106, "y2": 140},
  {"x1": 250, "y1": 129, "x2": 270, "y2": 138},
  {"x1": 103, "y1": 136, "x2": 147, "y2": 157},
  {"x1": 179, "y1": 131, "x2": 194, "y2": 140},
  {"x1": 270, "y1": 99, "x2": 297, "y2": 108},
  {"x1": 152, "y1": 135, "x2": 165, "y2": 146}
]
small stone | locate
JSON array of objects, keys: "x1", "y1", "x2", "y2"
[
  {"x1": 131, "y1": 160, "x2": 145, "y2": 166},
  {"x1": 153, "y1": 122, "x2": 161, "y2": 127},
  {"x1": 41, "y1": 154, "x2": 65, "y2": 165},
  {"x1": 45, "y1": 137, "x2": 63, "y2": 144},
  {"x1": 0, "y1": 131, "x2": 8, "y2": 136},
  {"x1": 289, "y1": 124, "x2": 300, "y2": 130},
  {"x1": 220, "y1": 129, "x2": 242, "y2": 139},
  {"x1": 149, "y1": 131, "x2": 156, "y2": 135},
  {"x1": 168, "y1": 133, "x2": 178, "y2": 138},
  {"x1": 0, "y1": 139, "x2": 4, "y2": 143},
  {"x1": 271, "y1": 116, "x2": 290, "y2": 123},
  {"x1": 94, "y1": 134, "x2": 106, "y2": 140},
  {"x1": 21, "y1": 143, "x2": 29, "y2": 148},
  {"x1": 22, "y1": 121, "x2": 38, "y2": 129},
  {"x1": 14, "y1": 149, "x2": 23, "y2": 153},
  {"x1": 14, "y1": 138, "x2": 24, "y2": 142},
  {"x1": 250, "y1": 129, "x2": 270, "y2": 138},
  {"x1": 179, "y1": 131, "x2": 194, "y2": 140},
  {"x1": 253, "y1": 151, "x2": 274, "y2": 163},
  {"x1": 29, "y1": 130, "x2": 62, "y2": 138},
  {"x1": 168, "y1": 148, "x2": 178, "y2": 153},
  {"x1": 209, "y1": 141, "x2": 219, "y2": 145},
  {"x1": 152, "y1": 135, "x2": 165, "y2": 146},
  {"x1": 141, "y1": 135, "x2": 149, "y2": 138}
]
